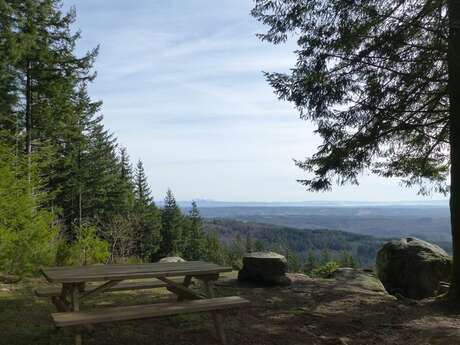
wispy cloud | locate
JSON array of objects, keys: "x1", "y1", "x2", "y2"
[{"x1": 64, "y1": 0, "x2": 440, "y2": 202}]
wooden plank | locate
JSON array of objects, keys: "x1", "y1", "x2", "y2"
[
  {"x1": 80, "y1": 280, "x2": 121, "y2": 301},
  {"x1": 43, "y1": 261, "x2": 220, "y2": 275},
  {"x1": 205, "y1": 280, "x2": 227, "y2": 345},
  {"x1": 51, "y1": 296, "x2": 71, "y2": 312},
  {"x1": 36, "y1": 278, "x2": 185, "y2": 297},
  {"x1": 70, "y1": 284, "x2": 82, "y2": 345},
  {"x1": 158, "y1": 277, "x2": 204, "y2": 300},
  {"x1": 41, "y1": 262, "x2": 231, "y2": 283},
  {"x1": 43, "y1": 263, "x2": 225, "y2": 280},
  {"x1": 52, "y1": 296, "x2": 250, "y2": 327},
  {"x1": 177, "y1": 276, "x2": 193, "y2": 301}
]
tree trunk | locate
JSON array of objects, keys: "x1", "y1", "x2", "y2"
[
  {"x1": 25, "y1": 60, "x2": 32, "y2": 183},
  {"x1": 448, "y1": 0, "x2": 460, "y2": 300}
]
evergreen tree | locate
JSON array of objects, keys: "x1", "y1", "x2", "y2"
[
  {"x1": 160, "y1": 189, "x2": 183, "y2": 256},
  {"x1": 227, "y1": 234, "x2": 245, "y2": 269},
  {"x1": 304, "y1": 251, "x2": 317, "y2": 274},
  {"x1": 286, "y1": 250, "x2": 302, "y2": 273},
  {"x1": 183, "y1": 201, "x2": 206, "y2": 261},
  {"x1": 252, "y1": 0, "x2": 460, "y2": 299},
  {"x1": 0, "y1": 1, "x2": 124, "y2": 238},
  {"x1": 134, "y1": 160, "x2": 152, "y2": 209},
  {"x1": 245, "y1": 233, "x2": 253, "y2": 253},
  {"x1": 320, "y1": 249, "x2": 331, "y2": 265},
  {"x1": 141, "y1": 204, "x2": 162, "y2": 261},
  {"x1": 253, "y1": 239, "x2": 265, "y2": 252},
  {"x1": 0, "y1": 2, "x2": 20, "y2": 145},
  {"x1": 118, "y1": 146, "x2": 135, "y2": 212},
  {"x1": 133, "y1": 159, "x2": 161, "y2": 260},
  {"x1": 339, "y1": 251, "x2": 357, "y2": 268},
  {"x1": 0, "y1": 0, "x2": 155, "y2": 267},
  {"x1": 204, "y1": 232, "x2": 226, "y2": 265},
  {"x1": 80, "y1": 124, "x2": 126, "y2": 222},
  {"x1": 0, "y1": 143, "x2": 58, "y2": 274}
]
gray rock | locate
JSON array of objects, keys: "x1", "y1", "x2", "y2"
[
  {"x1": 333, "y1": 268, "x2": 388, "y2": 294},
  {"x1": 376, "y1": 237, "x2": 451, "y2": 299},
  {"x1": 238, "y1": 251, "x2": 292, "y2": 286},
  {"x1": 159, "y1": 256, "x2": 185, "y2": 263}
]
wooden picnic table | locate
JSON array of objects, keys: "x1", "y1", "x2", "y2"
[{"x1": 38, "y1": 261, "x2": 248, "y2": 345}]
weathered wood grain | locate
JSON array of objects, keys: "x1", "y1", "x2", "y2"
[
  {"x1": 35, "y1": 278, "x2": 185, "y2": 298},
  {"x1": 40, "y1": 261, "x2": 231, "y2": 283},
  {"x1": 52, "y1": 296, "x2": 249, "y2": 327}
]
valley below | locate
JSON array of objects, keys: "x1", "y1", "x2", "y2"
[{"x1": 192, "y1": 203, "x2": 453, "y2": 268}]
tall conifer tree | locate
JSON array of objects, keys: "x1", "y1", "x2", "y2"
[
  {"x1": 183, "y1": 201, "x2": 206, "y2": 260},
  {"x1": 160, "y1": 189, "x2": 183, "y2": 256}
]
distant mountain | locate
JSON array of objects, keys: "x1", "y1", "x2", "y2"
[{"x1": 159, "y1": 199, "x2": 449, "y2": 208}]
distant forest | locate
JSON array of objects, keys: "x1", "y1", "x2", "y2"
[
  {"x1": 195, "y1": 206, "x2": 452, "y2": 242},
  {"x1": 203, "y1": 218, "x2": 453, "y2": 268}
]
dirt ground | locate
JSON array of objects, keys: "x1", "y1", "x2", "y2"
[{"x1": 1, "y1": 272, "x2": 460, "y2": 345}]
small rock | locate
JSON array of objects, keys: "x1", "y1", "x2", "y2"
[
  {"x1": 333, "y1": 268, "x2": 388, "y2": 294},
  {"x1": 159, "y1": 256, "x2": 186, "y2": 263},
  {"x1": 238, "y1": 251, "x2": 292, "y2": 286}
]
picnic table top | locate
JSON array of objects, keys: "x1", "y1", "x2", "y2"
[{"x1": 40, "y1": 261, "x2": 232, "y2": 284}]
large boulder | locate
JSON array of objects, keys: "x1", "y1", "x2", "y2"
[
  {"x1": 376, "y1": 237, "x2": 451, "y2": 299},
  {"x1": 238, "y1": 251, "x2": 291, "y2": 286},
  {"x1": 159, "y1": 256, "x2": 185, "y2": 263}
]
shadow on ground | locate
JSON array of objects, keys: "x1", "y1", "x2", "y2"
[{"x1": 1, "y1": 273, "x2": 460, "y2": 345}]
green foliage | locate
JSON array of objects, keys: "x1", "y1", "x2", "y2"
[
  {"x1": 182, "y1": 202, "x2": 206, "y2": 261},
  {"x1": 203, "y1": 233, "x2": 226, "y2": 265},
  {"x1": 311, "y1": 261, "x2": 340, "y2": 279},
  {"x1": 141, "y1": 205, "x2": 162, "y2": 261},
  {"x1": 320, "y1": 249, "x2": 331, "y2": 265},
  {"x1": 204, "y1": 218, "x2": 381, "y2": 267},
  {"x1": 0, "y1": 144, "x2": 58, "y2": 275},
  {"x1": 286, "y1": 251, "x2": 302, "y2": 273},
  {"x1": 160, "y1": 189, "x2": 183, "y2": 256},
  {"x1": 251, "y1": 0, "x2": 449, "y2": 194},
  {"x1": 134, "y1": 160, "x2": 153, "y2": 209},
  {"x1": 304, "y1": 251, "x2": 317, "y2": 274},
  {"x1": 65, "y1": 225, "x2": 110, "y2": 266},
  {"x1": 339, "y1": 251, "x2": 358, "y2": 268}
]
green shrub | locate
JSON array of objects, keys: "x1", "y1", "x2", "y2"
[
  {"x1": 311, "y1": 261, "x2": 340, "y2": 278},
  {"x1": 65, "y1": 225, "x2": 110, "y2": 265},
  {"x1": 0, "y1": 144, "x2": 59, "y2": 275}
]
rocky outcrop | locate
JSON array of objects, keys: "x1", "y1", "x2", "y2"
[
  {"x1": 238, "y1": 251, "x2": 291, "y2": 286},
  {"x1": 159, "y1": 256, "x2": 185, "y2": 263},
  {"x1": 333, "y1": 268, "x2": 388, "y2": 295},
  {"x1": 376, "y1": 237, "x2": 451, "y2": 299}
]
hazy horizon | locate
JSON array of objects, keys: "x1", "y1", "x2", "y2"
[{"x1": 161, "y1": 198, "x2": 450, "y2": 207}]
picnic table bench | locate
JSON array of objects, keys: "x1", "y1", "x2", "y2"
[{"x1": 38, "y1": 261, "x2": 249, "y2": 345}]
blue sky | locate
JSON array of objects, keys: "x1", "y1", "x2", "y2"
[{"x1": 65, "y1": 0, "x2": 446, "y2": 202}]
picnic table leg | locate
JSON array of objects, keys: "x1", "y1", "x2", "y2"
[
  {"x1": 204, "y1": 280, "x2": 227, "y2": 345},
  {"x1": 177, "y1": 275, "x2": 193, "y2": 301},
  {"x1": 71, "y1": 283, "x2": 82, "y2": 345},
  {"x1": 52, "y1": 284, "x2": 71, "y2": 312}
]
